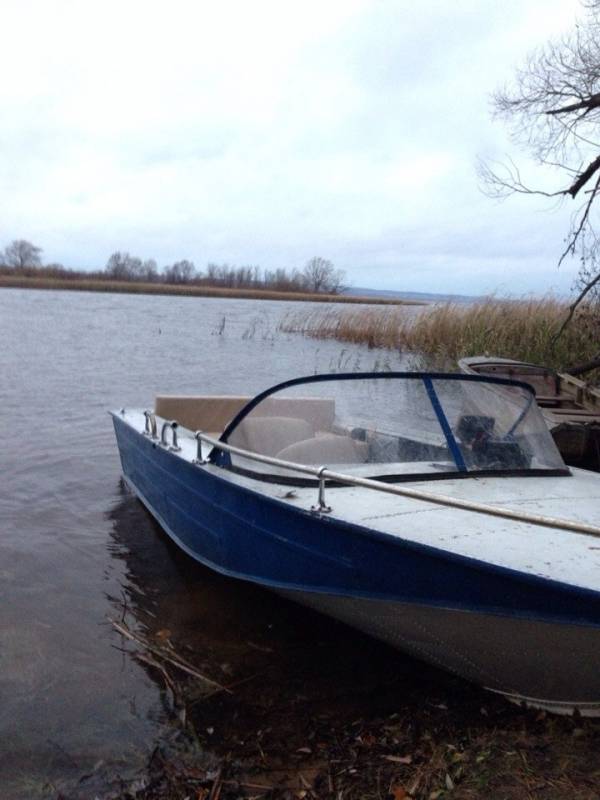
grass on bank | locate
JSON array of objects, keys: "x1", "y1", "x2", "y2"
[
  {"x1": 281, "y1": 297, "x2": 600, "y2": 371},
  {"x1": 0, "y1": 274, "x2": 422, "y2": 306}
]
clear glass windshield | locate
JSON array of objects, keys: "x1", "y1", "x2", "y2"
[{"x1": 220, "y1": 374, "x2": 567, "y2": 480}]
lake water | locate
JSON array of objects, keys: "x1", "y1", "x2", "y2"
[{"x1": 1, "y1": 289, "x2": 411, "y2": 798}]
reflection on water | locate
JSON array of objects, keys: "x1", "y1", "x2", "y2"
[
  {"x1": 106, "y1": 490, "x2": 342, "y2": 688},
  {"x1": 0, "y1": 288, "x2": 410, "y2": 798},
  {"x1": 105, "y1": 490, "x2": 461, "y2": 798},
  {"x1": 105, "y1": 489, "x2": 304, "y2": 695}
]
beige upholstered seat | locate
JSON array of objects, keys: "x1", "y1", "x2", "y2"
[
  {"x1": 155, "y1": 396, "x2": 251, "y2": 432},
  {"x1": 229, "y1": 416, "x2": 314, "y2": 457},
  {"x1": 276, "y1": 435, "x2": 368, "y2": 465}
]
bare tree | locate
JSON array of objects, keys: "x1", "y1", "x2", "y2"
[
  {"x1": 140, "y1": 259, "x2": 158, "y2": 282},
  {"x1": 479, "y1": 1, "x2": 600, "y2": 332},
  {"x1": 163, "y1": 259, "x2": 196, "y2": 284},
  {"x1": 263, "y1": 267, "x2": 304, "y2": 291},
  {"x1": 301, "y1": 257, "x2": 347, "y2": 294},
  {"x1": 3, "y1": 239, "x2": 43, "y2": 269},
  {"x1": 105, "y1": 252, "x2": 146, "y2": 280}
]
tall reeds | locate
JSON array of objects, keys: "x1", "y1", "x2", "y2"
[{"x1": 281, "y1": 297, "x2": 600, "y2": 371}]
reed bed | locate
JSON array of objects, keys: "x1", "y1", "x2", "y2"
[
  {"x1": 0, "y1": 275, "x2": 418, "y2": 305},
  {"x1": 281, "y1": 297, "x2": 600, "y2": 371}
]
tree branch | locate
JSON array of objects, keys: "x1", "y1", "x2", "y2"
[
  {"x1": 567, "y1": 153, "x2": 600, "y2": 196},
  {"x1": 569, "y1": 352, "x2": 600, "y2": 375},
  {"x1": 546, "y1": 91, "x2": 600, "y2": 116},
  {"x1": 552, "y1": 268, "x2": 600, "y2": 346},
  {"x1": 559, "y1": 172, "x2": 600, "y2": 265}
]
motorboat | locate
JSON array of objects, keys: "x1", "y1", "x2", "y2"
[
  {"x1": 111, "y1": 372, "x2": 600, "y2": 715},
  {"x1": 459, "y1": 356, "x2": 600, "y2": 469}
]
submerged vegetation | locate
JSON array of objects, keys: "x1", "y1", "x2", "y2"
[
  {"x1": 96, "y1": 599, "x2": 600, "y2": 800},
  {"x1": 281, "y1": 297, "x2": 600, "y2": 372}
]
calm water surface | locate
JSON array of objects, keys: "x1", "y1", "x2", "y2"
[{"x1": 1, "y1": 289, "x2": 407, "y2": 798}]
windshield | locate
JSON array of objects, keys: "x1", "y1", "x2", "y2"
[{"x1": 215, "y1": 373, "x2": 567, "y2": 481}]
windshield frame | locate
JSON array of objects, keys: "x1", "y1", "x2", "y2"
[{"x1": 210, "y1": 371, "x2": 570, "y2": 482}]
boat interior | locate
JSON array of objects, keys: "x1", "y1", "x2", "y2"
[{"x1": 155, "y1": 394, "x2": 370, "y2": 465}]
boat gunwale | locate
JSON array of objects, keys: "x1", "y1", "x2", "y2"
[{"x1": 458, "y1": 356, "x2": 558, "y2": 374}]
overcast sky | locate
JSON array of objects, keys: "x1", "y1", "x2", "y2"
[{"x1": 0, "y1": 0, "x2": 586, "y2": 295}]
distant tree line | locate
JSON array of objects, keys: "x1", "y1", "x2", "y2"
[{"x1": 0, "y1": 240, "x2": 347, "y2": 294}]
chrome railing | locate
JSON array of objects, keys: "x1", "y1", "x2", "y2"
[{"x1": 187, "y1": 430, "x2": 600, "y2": 536}]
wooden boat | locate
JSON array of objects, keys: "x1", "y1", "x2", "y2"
[
  {"x1": 112, "y1": 372, "x2": 600, "y2": 715},
  {"x1": 459, "y1": 356, "x2": 600, "y2": 469}
]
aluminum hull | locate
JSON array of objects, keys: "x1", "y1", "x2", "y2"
[
  {"x1": 278, "y1": 590, "x2": 600, "y2": 715},
  {"x1": 112, "y1": 413, "x2": 600, "y2": 714}
]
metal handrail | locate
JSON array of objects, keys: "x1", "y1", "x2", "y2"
[{"x1": 191, "y1": 430, "x2": 600, "y2": 537}]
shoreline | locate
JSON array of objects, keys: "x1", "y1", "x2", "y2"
[{"x1": 0, "y1": 275, "x2": 423, "y2": 305}]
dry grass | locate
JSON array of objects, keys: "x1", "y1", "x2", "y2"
[
  {"x1": 281, "y1": 297, "x2": 600, "y2": 371},
  {"x1": 0, "y1": 275, "x2": 421, "y2": 306}
]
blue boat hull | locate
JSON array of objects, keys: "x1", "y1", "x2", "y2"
[{"x1": 113, "y1": 415, "x2": 600, "y2": 713}]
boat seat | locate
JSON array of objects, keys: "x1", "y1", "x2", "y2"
[
  {"x1": 155, "y1": 395, "x2": 335, "y2": 434},
  {"x1": 276, "y1": 434, "x2": 368, "y2": 465},
  {"x1": 229, "y1": 416, "x2": 315, "y2": 457},
  {"x1": 155, "y1": 395, "x2": 251, "y2": 432}
]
